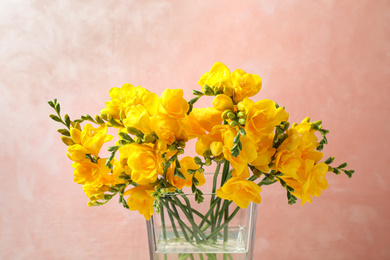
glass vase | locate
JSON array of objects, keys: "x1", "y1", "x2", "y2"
[{"x1": 146, "y1": 193, "x2": 258, "y2": 260}]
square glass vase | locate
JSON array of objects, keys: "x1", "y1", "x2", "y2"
[{"x1": 146, "y1": 193, "x2": 258, "y2": 260}]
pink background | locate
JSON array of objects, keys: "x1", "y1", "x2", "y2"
[{"x1": 1, "y1": 0, "x2": 389, "y2": 259}]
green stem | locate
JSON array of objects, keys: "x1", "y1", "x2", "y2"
[
  {"x1": 220, "y1": 160, "x2": 230, "y2": 186},
  {"x1": 196, "y1": 197, "x2": 220, "y2": 230},
  {"x1": 170, "y1": 202, "x2": 191, "y2": 241},
  {"x1": 160, "y1": 204, "x2": 167, "y2": 240},
  {"x1": 210, "y1": 162, "x2": 221, "y2": 236},
  {"x1": 166, "y1": 202, "x2": 180, "y2": 238},
  {"x1": 206, "y1": 206, "x2": 240, "y2": 240},
  {"x1": 224, "y1": 200, "x2": 229, "y2": 242},
  {"x1": 159, "y1": 199, "x2": 194, "y2": 238},
  {"x1": 174, "y1": 196, "x2": 208, "y2": 243}
]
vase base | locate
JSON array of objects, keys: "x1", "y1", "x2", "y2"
[{"x1": 154, "y1": 252, "x2": 249, "y2": 260}]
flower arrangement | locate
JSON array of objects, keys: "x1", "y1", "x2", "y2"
[{"x1": 49, "y1": 62, "x2": 353, "y2": 257}]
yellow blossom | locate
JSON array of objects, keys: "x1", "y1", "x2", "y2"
[
  {"x1": 251, "y1": 134, "x2": 276, "y2": 173},
  {"x1": 100, "y1": 84, "x2": 158, "y2": 120},
  {"x1": 198, "y1": 62, "x2": 233, "y2": 95},
  {"x1": 212, "y1": 94, "x2": 234, "y2": 112},
  {"x1": 83, "y1": 180, "x2": 111, "y2": 201},
  {"x1": 126, "y1": 143, "x2": 163, "y2": 185},
  {"x1": 189, "y1": 107, "x2": 222, "y2": 133},
  {"x1": 151, "y1": 115, "x2": 187, "y2": 145},
  {"x1": 159, "y1": 89, "x2": 189, "y2": 119},
  {"x1": 245, "y1": 99, "x2": 289, "y2": 140},
  {"x1": 123, "y1": 105, "x2": 153, "y2": 134},
  {"x1": 72, "y1": 158, "x2": 112, "y2": 185},
  {"x1": 67, "y1": 144, "x2": 89, "y2": 161},
  {"x1": 216, "y1": 177, "x2": 262, "y2": 208},
  {"x1": 231, "y1": 69, "x2": 262, "y2": 103},
  {"x1": 70, "y1": 124, "x2": 113, "y2": 157},
  {"x1": 124, "y1": 185, "x2": 155, "y2": 220}
]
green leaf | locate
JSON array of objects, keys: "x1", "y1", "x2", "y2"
[
  {"x1": 95, "y1": 115, "x2": 105, "y2": 124},
  {"x1": 238, "y1": 127, "x2": 246, "y2": 137},
  {"x1": 324, "y1": 157, "x2": 335, "y2": 164},
  {"x1": 344, "y1": 170, "x2": 355, "y2": 178},
  {"x1": 49, "y1": 114, "x2": 62, "y2": 123},
  {"x1": 57, "y1": 129, "x2": 70, "y2": 136},
  {"x1": 258, "y1": 177, "x2": 277, "y2": 186},
  {"x1": 192, "y1": 90, "x2": 204, "y2": 96},
  {"x1": 107, "y1": 146, "x2": 119, "y2": 152},
  {"x1": 64, "y1": 114, "x2": 71, "y2": 128},
  {"x1": 192, "y1": 176, "x2": 199, "y2": 185},
  {"x1": 48, "y1": 100, "x2": 55, "y2": 108},
  {"x1": 175, "y1": 159, "x2": 181, "y2": 169},
  {"x1": 233, "y1": 134, "x2": 240, "y2": 144},
  {"x1": 119, "y1": 132, "x2": 134, "y2": 142},
  {"x1": 287, "y1": 192, "x2": 297, "y2": 205},
  {"x1": 55, "y1": 103, "x2": 60, "y2": 114},
  {"x1": 175, "y1": 168, "x2": 185, "y2": 179},
  {"x1": 338, "y1": 162, "x2": 348, "y2": 168}
]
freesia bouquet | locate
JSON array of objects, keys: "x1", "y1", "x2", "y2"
[{"x1": 49, "y1": 62, "x2": 353, "y2": 257}]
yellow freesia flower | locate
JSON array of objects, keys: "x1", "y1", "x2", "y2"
[
  {"x1": 70, "y1": 124, "x2": 113, "y2": 157},
  {"x1": 100, "y1": 83, "x2": 158, "y2": 120},
  {"x1": 231, "y1": 69, "x2": 262, "y2": 103},
  {"x1": 216, "y1": 177, "x2": 262, "y2": 208},
  {"x1": 250, "y1": 134, "x2": 276, "y2": 173},
  {"x1": 159, "y1": 89, "x2": 189, "y2": 119},
  {"x1": 151, "y1": 115, "x2": 187, "y2": 145},
  {"x1": 188, "y1": 107, "x2": 222, "y2": 134},
  {"x1": 83, "y1": 179, "x2": 111, "y2": 201},
  {"x1": 73, "y1": 158, "x2": 112, "y2": 185},
  {"x1": 126, "y1": 143, "x2": 163, "y2": 185},
  {"x1": 125, "y1": 185, "x2": 155, "y2": 220},
  {"x1": 198, "y1": 62, "x2": 233, "y2": 96},
  {"x1": 195, "y1": 125, "x2": 226, "y2": 157},
  {"x1": 300, "y1": 160, "x2": 328, "y2": 205},
  {"x1": 67, "y1": 144, "x2": 89, "y2": 161},
  {"x1": 123, "y1": 104, "x2": 153, "y2": 134},
  {"x1": 280, "y1": 160, "x2": 329, "y2": 206},
  {"x1": 245, "y1": 99, "x2": 289, "y2": 141}
]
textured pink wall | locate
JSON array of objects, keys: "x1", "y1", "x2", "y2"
[{"x1": 1, "y1": 0, "x2": 389, "y2": 259}]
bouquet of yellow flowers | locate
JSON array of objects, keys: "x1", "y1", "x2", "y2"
[{"x1": 49, "y1": 62, "x2": 353, "y2": 258}]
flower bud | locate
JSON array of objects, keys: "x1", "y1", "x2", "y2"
[
  {"x1": 61, "y1": 136, "x2": 75, "y2": 146},
  {"x1": 237, "y1": 102, "x2": 245, "y2": 111},
  {"x1": 134, "y1": 136, "x2": 142, "y2": 144},
  {"x1": 194, "y1": 156, "x2": 202, "y2": 165},
  {"x1": 229, "y1": 121, "x2": 237, "y2": 127},
  {"x1": 238, "y1": 118, "x2": 246, "y2": 125},
  {"x1": 212, "y1": 94, "x2": 234, "y2": 112},
  {"x1": 227, "y1": 112, "x2": 236, "y2": 119},
  {"x1": 221, "y1": 109, "x2": 232, "y2": 120},
  {"x1": 178, "y1": 140, "x2": 186, "y2": 148},
  {"x1": 253, "y1": 168, "x2": 261, "y2": 178},
  {"x1": 203, "y1": 149, "x2": 212, "y2": 158},
  {"x1": 143, "y1": 133, "x2": 155, "y2": 143},
  {"x1": 205, "y1": 158, "x2": 212, "y2": 166},
  {"x1": 203, "y1": 85, "x2": 214, "y2": 96},
  {"x1": 127, "y1": 127, "x2": 142, "y2": 136},
  {"x1": 223, "y1": 86, "x2": 233, "y2": 97},
  {"x1": 119, "y1": 110, "x2": 126, "y2": 120},
  {"x1": 237, "y1": 111, "x2": 245, "y2": 118}
]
